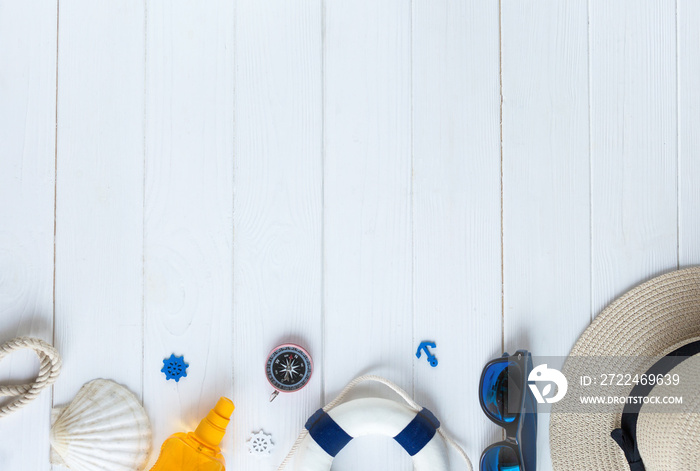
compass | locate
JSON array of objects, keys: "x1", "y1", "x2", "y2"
[{"x1": 266, "y1": 344, "x2": 313, "y2": 402}]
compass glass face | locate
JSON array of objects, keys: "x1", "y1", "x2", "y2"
[{"x1": 266, "y1": 345, "x2": 313, "y2": 392}]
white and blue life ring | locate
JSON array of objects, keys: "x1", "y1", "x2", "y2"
[{"x1": 294, "y1": 397, "x2": 449, "y2": 471}]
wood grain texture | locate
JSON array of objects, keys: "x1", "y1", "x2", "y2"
[
  {"x1": 0, "y1": 0, "x2": 56, "y2": 468},
  {"x1": 143, "y1": 0, "x2": 235, "y2": 466},
  {"x1": 590, "y1": 0, "x2": 678, "y2": 315},
  {"x1": 501, "y1": 1, "x2": 590, "y2": 468},
  {"x1": 412, "y1": 0, "x2": 502, "y2": 467},
  {"x1": 53, "y1": 0, "x2": 145, "y2": 429},
  {"x1": 4, "y1": 3, "x2": 700, "y2": 470},
  {"x1": 324, "y1": 0, "x2": 412, "y2": 469},
  {"x1": 231, "y1": 0, "x2": 322, "y2": 469},
  {"x1": 679, "y1": 0, "x2": 700, "y2": 266}
]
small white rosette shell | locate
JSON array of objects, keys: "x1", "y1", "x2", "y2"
[{"x1": 50, "y1": 379, "x2": 152, "y2": 471}]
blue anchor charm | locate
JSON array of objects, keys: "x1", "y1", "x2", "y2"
[{"x1": 416, "y1": 341, "x2": 438, "y2": 367}]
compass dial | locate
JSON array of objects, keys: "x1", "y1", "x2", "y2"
[{"x1": 266, "y1": 344, "x2": 313, "y2": 393}]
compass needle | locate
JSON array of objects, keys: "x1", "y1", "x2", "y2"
[{"x1": 266, "y1": 344, "x2": 314, "y2": 400}]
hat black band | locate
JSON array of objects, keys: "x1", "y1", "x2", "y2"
[{"x1": 611, "y1": 339, "x2": 700, "y2": 471}]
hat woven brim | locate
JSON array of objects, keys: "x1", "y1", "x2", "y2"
[{"x1": 549, "y1": 267, "x2": 700, "y2": 471}]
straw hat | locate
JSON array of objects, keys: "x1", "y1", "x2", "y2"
[{"x1": 549, "y1": 267, "x2": 700, "y2": 470}]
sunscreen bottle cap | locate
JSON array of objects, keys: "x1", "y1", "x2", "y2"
[{"x1": 193, "y1": 397, "x2": 234, "y2": 448}]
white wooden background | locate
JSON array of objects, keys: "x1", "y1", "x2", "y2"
[{"x1": 0, "y1": 1, "x2": 698, "y2": 470}]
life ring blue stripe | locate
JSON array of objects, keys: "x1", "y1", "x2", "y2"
[
  {"x1": 393, "y1": 408, "x2": 440, "y2": 456},
  {"x1": 305, "y1": 407, "x2": 441, "y2": 458},
  {"x1": 305, "y1": 409, "x2": 353, "y2": 457}
]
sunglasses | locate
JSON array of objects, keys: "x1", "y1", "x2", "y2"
[{"x1": 478, "y1": 350, "x2": 537, "y2": 471}]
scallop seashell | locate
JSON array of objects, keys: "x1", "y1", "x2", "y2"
[{"x1": 50, "y1": 379, "x2": 152, "y2": 471}]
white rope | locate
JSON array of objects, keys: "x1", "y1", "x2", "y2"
[
  {"x1": 0, "y1": 337, "x2": 62, "y2": 418},
  {"x1": 277, "y1": 374, "x2": 473, "y2": 471}
]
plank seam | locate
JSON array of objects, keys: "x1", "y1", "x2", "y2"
[
  {"x1": 675, "y1": 0, "x2": 680, "y2": 270},
  {"x1": 231, "y1": 0, "x2": 238, "y2": 402},
  {"x1": 588, "y1": 0, "x2": 593, "y2": 323},
  {"x1": 52, "y1": 0, "x2": 60, "y2": 416},
  {"x1": 498, "y1": 0, "x2": 505, "y2": 359},
  {"x1": 410, "y1": 0, "x2": 415, "y2": 401},
  {"x1": 499, "y1": 0, "x2": 506, "y2": 443},
  {"x1": 320, "y1": 0, "x2": 327, "y2": 407},
  {"x1": 141, "y1": 0, "x2": 148, "y2": 406}
]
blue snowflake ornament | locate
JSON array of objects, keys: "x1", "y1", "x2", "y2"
[{"x1": 161, "y1": 354, "x2": 189, "y2": 382}]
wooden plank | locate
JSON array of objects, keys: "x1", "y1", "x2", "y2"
[
  {"x1": 679, "y1": 0, "x2": 700, "y2": 266},
  {"x1": 412, "y1": 0, "x2": 502, "y2": 465},
  {"x1": 501, "y1": 1, "x2": 590, "y2": 469},
  {"x1": 142, "y1": 0, "x2": 235, "y2": 466},
  {"x1": 0, "y1": 1, "x2": 57, "y2": 468},
  {"x1": 590, "y1": 0, "x2": 677, "y2": 314},
  {"x1": 323, "y1": 0, "x2": 412, "y2": 469},
  {"x1": 53, "y1": 0, "x2": 144, "y2": 437},
  {"x1": 231, "y1": 0, "x2": 323, "y2": 468}
]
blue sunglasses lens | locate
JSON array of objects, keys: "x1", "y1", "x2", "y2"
[
  {"x1": 481, "y1": 360, "x2": 522, "y2": 423},
  {"x1": 481, "y1": 445, "x2": 520, "y2": 471}
]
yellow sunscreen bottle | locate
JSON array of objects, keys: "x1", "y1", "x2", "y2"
[{"x1": 150, "y1": 397, "x2": 234, "y2": 471}]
